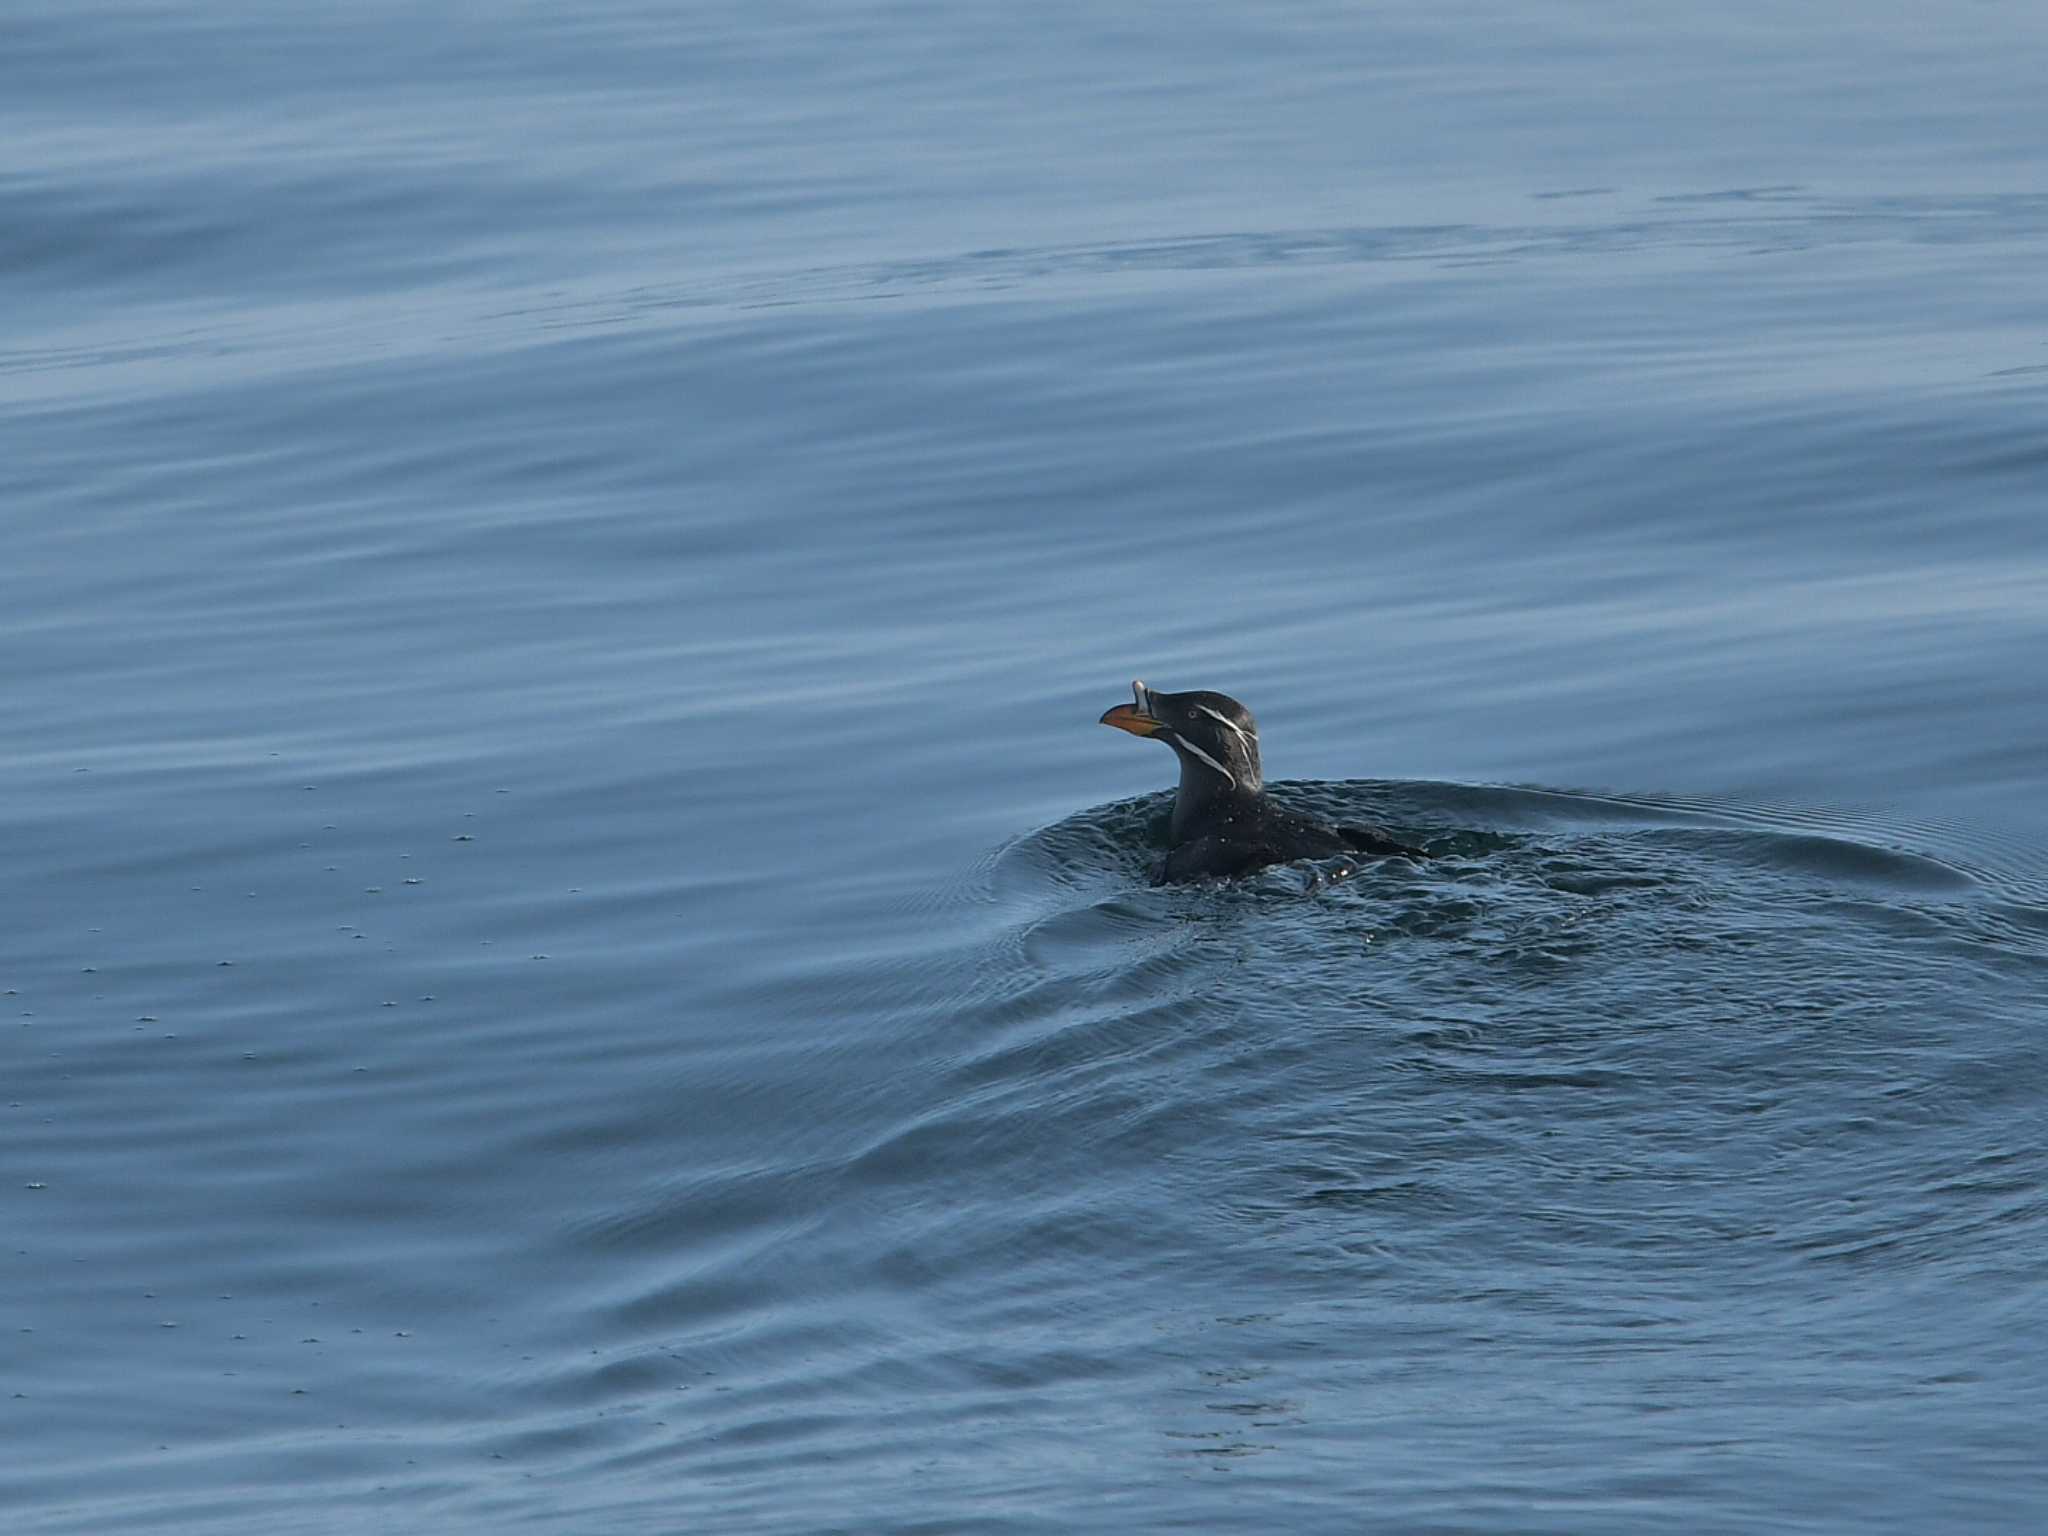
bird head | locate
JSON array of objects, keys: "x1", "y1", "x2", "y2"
[{"x1": 1099, "y1": 680, "x2": 1264, "y2": 798}]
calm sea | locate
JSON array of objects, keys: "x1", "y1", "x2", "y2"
[{"x1": 6, "y1": 3, "x2": 2046, "y2": 1531}]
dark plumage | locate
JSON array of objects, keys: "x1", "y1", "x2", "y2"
[{"x1": 1099, "y1": 680, "x2": 1425, "y2": 884}]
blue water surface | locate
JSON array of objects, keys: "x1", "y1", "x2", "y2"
[{"x1": 6, "y1": 3, "x2": 2047, "y2": 1531}]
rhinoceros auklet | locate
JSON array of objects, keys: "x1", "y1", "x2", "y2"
[{"x1": 1100, "y1": 680, "x2": 1426, "y2": 884}]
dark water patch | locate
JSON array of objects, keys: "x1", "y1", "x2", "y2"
[
  {"x1": 19, "y1": 189, "x2": 2048, "y2": 412},
  {"x1": 961, "y1": 782, "x2": 2048, "y2": 1390},
  {"x1": 443, "y1": 192, "x2": 2048, "y2": 333}
]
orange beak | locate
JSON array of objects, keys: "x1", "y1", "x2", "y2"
[{"x1": 1099, "y1": 702, "x2": 1163, "y2": 737}]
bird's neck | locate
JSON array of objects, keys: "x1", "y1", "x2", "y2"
[{"x1": 1171, "y1": 756, "x2": 1260, "y2": 842}]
